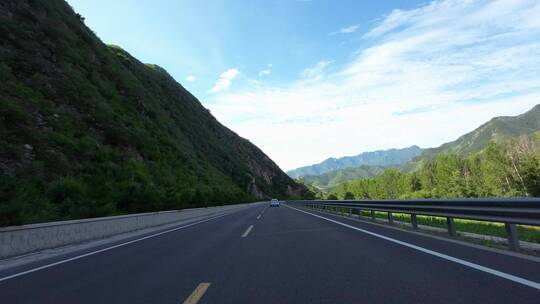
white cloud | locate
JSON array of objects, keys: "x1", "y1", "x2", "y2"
[
  {"x1": 209, "y1": 68, "x2": 240, "y2": 93},
  {"x1": 300, "y1": 60, "x2": 331, "y2": 81},
  {"x1": 186, "y1": 75, "x2": 195, "y2": 82},
  {"x1": 208, "y1": 0, "x2": 540, "y2": 170},
  {"x1": 258, "y1": 64, "x2": 274, "y2": 76},
  {"x1": 331, "y1": 24, "x2": 360, "y2": 35}
]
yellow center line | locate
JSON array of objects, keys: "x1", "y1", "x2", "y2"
[
  {"x1": 183, "y1": 282, "x2": 211, "y2": 304},
  {"x1": 242, "y1": 225, "x2": 254, "y2": 237}
]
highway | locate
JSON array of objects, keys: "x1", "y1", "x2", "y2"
[{"x1": 1, "y1": 203, "x2": 539, "y2": 303}]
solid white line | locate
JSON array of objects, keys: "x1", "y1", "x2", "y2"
[
  {"x1": 242, "y1": 225, "x2": 254, "y2": 238},
  {"x1": 286, "y1": 205, "x2": 540, "y2": 290},
  {"x1": 0, "y1": 213, "x2": 230, "y2": 283}
]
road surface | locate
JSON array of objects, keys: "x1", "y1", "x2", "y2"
[{"x1": 1, "y1": 203, "x2": 539, "y2": 303}]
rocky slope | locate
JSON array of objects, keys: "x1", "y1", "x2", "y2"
[{"x1": 0, "y1": 0, "x2": 307, "y2": 226}]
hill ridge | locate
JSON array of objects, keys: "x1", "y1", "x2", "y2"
[
  {"x1": 418, "y1": 104, "x2": 540, "y2": 159},
  {"x1": 287, "y1": 145, "x2": 422, "y2": 178},
  {"x1": 0, "y1": 0, "x2": 306, "y2": 226}
]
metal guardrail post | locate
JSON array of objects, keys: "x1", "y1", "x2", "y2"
[
  {"x1": 447, "y1": 217, "x2": 456, "y2": 237},
  {"x1": 411, "y1": 214, "x2": 418, "y2": 230},
  {"x1": 505, "y1": 223, "x2": 520, "y2": 251},
  {"x1": 300, "y1": 200, "x2": 540, "y2": 250},
  {"x1": 291, "y1": 199, "x2": 540, "y2": 253}
]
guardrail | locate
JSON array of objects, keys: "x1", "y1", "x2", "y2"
[{"x1": 288, "y1": 198, "x2": 540, "y2": 251}]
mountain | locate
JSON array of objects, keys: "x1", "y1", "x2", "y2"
[
  {"x1": 287, "y1": 145, "x2": 423, "y2": 178},
  {"x1": 298, "y1": 165, "x2": 385, "y2": 190},
  {"x1": 297, "y1": 105, "x2": 540, "y2": 193},
  {"x1": 0, "y1": 0, "x2": 307, "y2": 226},
  {"x1": 418, "y1": 104, "x2": 540, "y2": 160}
]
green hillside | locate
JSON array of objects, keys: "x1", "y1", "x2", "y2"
[
  {"x1": 298, "y1": 165, "x2": 385, "y2": 190},
  {"x1": 419, "y1": 104, "x2": 540, "y2": 159},
  {"x1": 334, "y1": 133, "x2": 540, "y2": 200},
  {"x1": 0, "y1": 0, "x2": 307, "y2": 226},
  {"x1": 326, "y1": 105, "x2": 540, "y2": 199}
]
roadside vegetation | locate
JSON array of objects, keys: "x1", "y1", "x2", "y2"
[
  {"x1": 311, "y1": 136, "x2": 540, "y2": 244},
  {"x1": 367, "y1": 211, "x2": 540, "y2": 243},
  {"x1": 324, "y1": 135, "x2": 540, "y2": 200},
  {"x1": 325, "y1": 207, "x2": 540, "y2": 244}
]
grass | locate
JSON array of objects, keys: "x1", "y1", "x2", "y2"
[{"x1": 324, "y1": 206, "x2": 540, "y2": 244}]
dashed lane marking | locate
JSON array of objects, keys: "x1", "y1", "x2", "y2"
[
  {"x1": 242, "y1": 225, "x2": 254, "y2": 238},
  {"x1": 183, "y1": 282, "x2": 211, "y2": 304}
]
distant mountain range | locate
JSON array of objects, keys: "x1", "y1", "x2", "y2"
[
  {"x1": 298, "y1": 165, "x2": 385, "y2": 190},
  {"x1": 287, "y1": 145, "x2": 423, "y2": 178},
  {"x1": 292, "y1": 104, "x2": 540, "y2": 189}
]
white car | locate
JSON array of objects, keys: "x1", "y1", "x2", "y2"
[{"x1": 270, "y1": 199, "x2": 280, "y2": 207}]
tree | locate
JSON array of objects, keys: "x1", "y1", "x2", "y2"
[
  {"x1": 326, "y1": 193, "x2": 338, "y2": 200},
  {"x1": 326, "y1": 137, "x2": 540, "y2": 200},
  {"x1": 343, "y1": 192, "x2": 355, "y2": 200},
  {"x1": 520, "y1": 154, "x2": 540, "y2": 196}
]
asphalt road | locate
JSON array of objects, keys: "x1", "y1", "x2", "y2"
[{"x1": 1, "y1": 203, "x2": 539, "y2": 303}]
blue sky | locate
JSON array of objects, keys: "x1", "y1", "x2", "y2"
[{"x1": 68, "y1": 0, "x2": 540, "y2": 170}]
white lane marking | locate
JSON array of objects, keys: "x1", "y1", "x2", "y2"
[
  {"x1": 0, "y1": 213, "x2": 230, "y2": 283},
  {"x1": 286, "y1": 205, "x2": 540, "y2": 291},
  {"x1": 242, "y1": 225, "x2": 254, "y2": 238},
  {"x1": 257, "y1": 214, "x2": 262, "y2": 220}
]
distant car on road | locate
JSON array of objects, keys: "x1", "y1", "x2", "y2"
[{"x1": 270, "y1": 199, "x2": 280, "y2": 207}]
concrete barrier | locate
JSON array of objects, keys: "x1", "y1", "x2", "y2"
[{"x1": 0, "y1": 203, "x2": 256, "y2": 259}]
